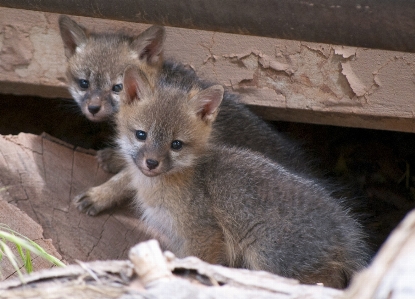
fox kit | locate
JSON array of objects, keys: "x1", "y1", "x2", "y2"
[
  {"x1": 59, "y1": 15, "x2": 164, "y2": 122},
  {"x1": 116, "y1": 65, "x2": 369, "y2": 289}
]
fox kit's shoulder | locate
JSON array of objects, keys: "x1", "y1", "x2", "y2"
[{"x1": 58, "y1": 15, "x2": 165, "y2": 121}]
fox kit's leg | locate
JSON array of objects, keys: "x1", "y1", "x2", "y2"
[
  {"x1": 74, "y1": 169, "x2": 135, "y2": 216},
  {"x1": 96, "y1": 147, "x2": 126, "y2": 174}
]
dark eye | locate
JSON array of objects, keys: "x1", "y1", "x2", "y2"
[
  {"x1": 112, "y1": 84, "x2": 123, "y2": 93},
  {"x1": 135, "y1": 130, "x2": 147, "y2": 141},
  {"x1": 171, "y1": 140, "x2": 183, "y2": 151},
  {"x1": 79, "y1": 79, "x2": 89, "y2": 89}
]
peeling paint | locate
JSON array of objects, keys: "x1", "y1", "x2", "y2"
[
  {"x1": 203, "y1": 54, "x2": 218, "y2": 64},
  {"x1": 258, "y1": 53, "x2": 295, "y2": 75},
  {"x1": 341, "y1": 61, "x2": 367, "y2": 97},
  {"x1": 240, "y1": 54, "x2": 259, "y2": 70},
  {"x1": 239, "y1": 86, "x2": 287, "y2": 108},
  {"x1": 223, "y1": 51, "x2": 255, "y2": 60},
  {"x1": 373, "y1": 73, "x2": 382, "y2": 87},
  {"x1": 333, "y1": 46, "x2": 358, "y2": 59},
  {"x1": 2, "y1": 7, "x2": 415, "y2": 132},
  {"x1": 320, "y1": 84, "x2": 339, "y2": 99},
  {"x1": 200, "y1": 32, "x2": 217, "y2": 64},
  {"x1": 223, "y1": 51, "x2": 295, "y2": 76},
  {"x1": 302, "y1": 43, "x2": 332, "y2": 58},
  {"x1": 0, "y1": 26, "x2": 34, "y2": 72},
  {"x1": 275, "y1": 42, "x2": 301, "y2": 56},
  {"x1": 16, "y1": 27, "x2": 67, "y2": 81}
]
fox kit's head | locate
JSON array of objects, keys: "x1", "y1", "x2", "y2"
[
  {"x1": 117, "y1": 66, "x2": 224, "y2": 177},
  {"x1": 58, "y1": 16, "x2": 165, "y2": 121}
]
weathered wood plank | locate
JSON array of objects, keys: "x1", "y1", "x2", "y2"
[
  {"x1": 1, "y1": 7, "x2": 415, "y2": 132},
  {"x1": 0, "y1": 240, "x2": 344, "y2": 299},
  {"x1": 1, "y1": 0, "x2": 414, "y2": 53}
]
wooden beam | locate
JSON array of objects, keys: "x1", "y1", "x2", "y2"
[
  {"x1": 1, "y1": 7, "x2": 415, "y2": 132},
  {"x1": 1, "y1": 0, "x2": 414, "y2": 52}
]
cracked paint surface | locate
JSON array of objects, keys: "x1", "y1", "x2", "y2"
[
  {"x1": 0, "y1": 26, "x2": 33, "y2": 72},
  {"x1": 1, "y1": 7, "x2": 415, "y2": 131},
  {"x1": 167, "y1": 28, "x2": 415, "y2": 131}
]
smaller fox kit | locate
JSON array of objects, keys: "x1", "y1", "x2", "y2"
[
  {"x1": 116, "y1": 66, "x2": 368, "y2": 289},
  {"x1": 58, "y1": 15, "x2": 164, "y2": 122}
]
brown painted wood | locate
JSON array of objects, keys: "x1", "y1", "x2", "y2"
[{"x1": 0, "y1": 0, "x2": 414, "y2": 52}]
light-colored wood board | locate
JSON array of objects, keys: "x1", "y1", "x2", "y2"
[{"x1": 1, "y1": 7, "x2": 415, "y2": 132}]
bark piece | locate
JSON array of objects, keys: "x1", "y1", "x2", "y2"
[{"x1": 0, "y1": 240, "x2": 344, "y2": 299}]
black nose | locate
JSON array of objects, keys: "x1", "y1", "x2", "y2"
[
  {"x1": 88, "y1": 105, "x2": 101, "y2": 115},
  {"x1": 146, "y1": 159, "x2": 159, "y2": 170}
]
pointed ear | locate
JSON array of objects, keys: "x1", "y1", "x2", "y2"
[
  {"x1": 190, "y1": 85, "x2": 224, "y2": 123},
  {"x1": 131, "y1": 25, "x2": 166, "y2": 65},
  {"x1": 58, "y1": 15, "x2": 88, "y2": 59},
  {"x1": 123, "y1": 66, "x2": 150, "y2": 105}
]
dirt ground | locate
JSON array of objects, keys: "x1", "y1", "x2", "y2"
[{"x1": 1, "y1": 93, "x2": 415, "y2": 256}]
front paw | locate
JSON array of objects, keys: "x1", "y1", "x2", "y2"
[
  {"x1": 73, "y1": 190, "x2": 106, "y2": 216},
  {"x1": 96, "y1": 148, "x2": 124, "y2": 174},
  {"x1": 74, "y1": 171, "x2": 133, "y2": 216}
]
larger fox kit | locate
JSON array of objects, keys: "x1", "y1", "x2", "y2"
[{"x1": 117, "y1": 66, "x2": 369, "y2": 289}]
